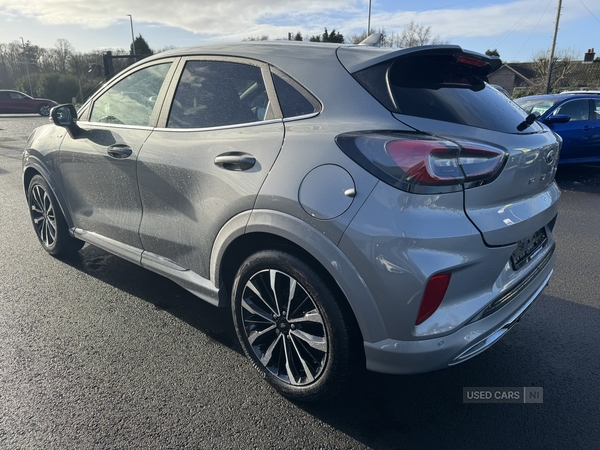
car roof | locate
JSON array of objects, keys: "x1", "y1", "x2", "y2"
[
  {"x1": 560, "y1": 90, "x2": 600, "y2": 94},
  {"x1": 143, "y1": 41, "x2": 500, "y2": 75},
  {"x1": 146, "y1": 41, "x2": 342, "y2": 65},
  {"x1": 516, "y1": 93, "x2": 599, "y2": 102}
]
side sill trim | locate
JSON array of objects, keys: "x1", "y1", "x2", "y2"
[
  {"x1": 72, "y1": 228, "x2": 143, "y2": 266},
  {"x1": 141, "y1": 251, "x2": 221, "y2": 307},
  {"x1": 71, "y1": 228, "x2": 221, "y2": 307}
]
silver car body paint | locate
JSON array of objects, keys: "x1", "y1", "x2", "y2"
[{"x1": 22, "y1": 41, "x2": 559, "y2": 376}]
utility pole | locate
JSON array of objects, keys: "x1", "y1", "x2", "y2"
[
  {"x1": 19, "y1": 37, "x2": 33, "y2": 96},
  {"x1": 367, "y1": 0, "x2": 372, "y2": 36},
  {"x1": 127, "y1": 14, "x2": 137, "y2": 59},
  {"x1": 545, "y1": 0, "x2": 562, "y2": 94}
]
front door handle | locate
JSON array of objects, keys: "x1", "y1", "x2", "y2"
[
  {"x1": 214, "y1": 152, "x2": 256, "y2": 171},
  {"x1": 107, "y1": 145, "x2": 133, "y2": 159}
]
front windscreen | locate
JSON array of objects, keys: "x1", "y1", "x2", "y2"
[{"x1": 514, "y1": 97, "x2": 560, "y2": 117}]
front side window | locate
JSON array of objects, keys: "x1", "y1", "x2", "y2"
[
  {"x1": 167, "y1": 60, "x2": 269, "y2": 129},
  {"x1": 90, "y1": 63, "x2": 172, "y2": 126},
  {"x1": 553, "y1": 99, "x2": 590, "y2": 122}
]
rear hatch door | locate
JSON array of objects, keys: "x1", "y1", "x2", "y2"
[{"x1": 338, "y1": 45, "x2": 560, "y2": 246}]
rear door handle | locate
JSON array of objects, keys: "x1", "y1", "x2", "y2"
[
  {"x1": 214, "y1": 152, "x2": 256, "y2": 171},
  {"x1": 107, "y1": 145, "x2": 133, "y2": 159}
]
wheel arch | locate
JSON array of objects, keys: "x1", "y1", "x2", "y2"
[
  {"x1": 23, "y1": 165, "x2": 74, "y2": 229},
  {"x1": 211, "y1": 209, "x2": 388, "y2": 343}
]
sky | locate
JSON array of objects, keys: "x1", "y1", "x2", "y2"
[{"x1": 1, "y1": 0, "x2": 599, "y2": 62}]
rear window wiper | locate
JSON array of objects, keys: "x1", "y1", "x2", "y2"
[{"x1": 517, "y1": 113, "x2": 539, "y2": 131}]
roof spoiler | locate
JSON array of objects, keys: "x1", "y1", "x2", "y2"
[{"x1": 338, "y1": 45, "x2": 502, "y2": 76}]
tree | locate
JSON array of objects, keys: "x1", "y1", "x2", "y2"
[
  {"x1": 130, "y1": 34, "x2": 153, "y2": 56},
  {"x1": 486, "y1": 49, "x2": 500, "y2": 57},
  {"x1": 54, "y1": 39, "x2": 74, "y2": 73},
  {"x1": 15, "y1": 72, "x2": 79, "y2": 103},
  {"x1": 395, "y1": 20, "x2": 447, "y2": 48},
  {"x1": 243, "y1": 35, "x2": 269, "y2": 42},
  {"x1": 293, "y1": 32, "x2": 303, "y2": 41},
  {"x1": 530, "y1": 47, "x2": 578, "y2": 94},
  {"x1": 350, "y1": 30, "x2": 371, "y2": 44},
  {"x1": 310, "y1": 28, "x2": 344, "y2": 43}
]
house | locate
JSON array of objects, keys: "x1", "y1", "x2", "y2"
[{"x1": 489, "y1": 49, "x2": 600, "y2": 97}]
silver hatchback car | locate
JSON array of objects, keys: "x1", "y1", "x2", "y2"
[{"x1": 23, "y1": 42, "x2": 559, "y2": 401}]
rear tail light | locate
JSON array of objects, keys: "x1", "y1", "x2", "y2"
[
  {"x1": 416, "y1": 273, "x2": 451, "y2": 325},
  {"x1": 335, "y1": 132, "x2": 506, "y2": 194}
]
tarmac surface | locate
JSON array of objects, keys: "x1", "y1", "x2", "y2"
[{"x1": 1, "y1": 115, "x2": 599, "y2": 449}]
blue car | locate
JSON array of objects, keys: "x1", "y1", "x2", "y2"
[{"x1": 515, "y1": 93, "x2": 600, "y2": 165}]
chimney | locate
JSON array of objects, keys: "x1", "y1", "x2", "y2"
[{"x1": 584, "y1": 48, "x2": 595, "y2": 63}]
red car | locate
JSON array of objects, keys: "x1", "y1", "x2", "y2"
[{"x1": 0, "y1": 90, "x2": 58, "y2": 116}]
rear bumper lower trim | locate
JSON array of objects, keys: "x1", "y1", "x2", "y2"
[{"x1": 449, "y1": 269, "x2": 552, "y2": 365}]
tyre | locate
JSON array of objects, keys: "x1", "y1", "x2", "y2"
[
  {"x1": 232, "y1": 250, "x2": 355, "y2": 401},
  {"x1": 38, "y1": 104, "x2": 51, "y2": 116},
  {"x1": 27, "y1": 175, "x2": 84, "y2": 255}
]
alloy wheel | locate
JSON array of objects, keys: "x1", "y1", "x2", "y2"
[
  {"x1": 30, "y1": 184, "x2": 57, "y2": 248},
  {"x1": 240, "y1": 268, "x2": 328, "y2": 386}
]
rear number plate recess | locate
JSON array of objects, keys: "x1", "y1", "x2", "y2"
[{"x1": 511, "y1": 228, "x2": 548, "y2": 270}]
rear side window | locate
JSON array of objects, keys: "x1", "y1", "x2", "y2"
[
  {"x1": 272, "y1": 72, "x2": 320, "y2": 118},
  {"x1": 355, "y1": 55, "x2": 533, "y2": 133}
]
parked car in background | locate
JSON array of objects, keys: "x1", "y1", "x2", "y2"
[
  {"x1": 23, "y1": 42, "x2": 559, "y2": 401},
  {"x1": 515, "y1": 93, "x2": 600, "y2": 165},
  {"x1": 0, "y1": 90, "x2": 58, "y2": 116}
]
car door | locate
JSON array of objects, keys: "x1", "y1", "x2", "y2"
[
  {"x1": 0, "y1": 91, "x2": 26, "y2": 113},
  {"x1": 591, "y1": 99, "x2": 600, "y2": 162},
  {"x1": 136, "y1": 57, "x2": 285, "y2": 279},
  {"x1": 58, "y1": 59, "x2": 178, "y2": 253},
  {"x1": 0, "y1": 91, "x2": 11, "y2": 113},
  {"x1": 547, "y1": 98, "x2": 593, "y2": 162}
]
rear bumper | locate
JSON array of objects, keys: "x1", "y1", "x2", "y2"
[{"x1": 363, "y1": 252, "x2": 554, "y2": 374}]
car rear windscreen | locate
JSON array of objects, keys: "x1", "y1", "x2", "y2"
[{"x1": 354, "y1": 55, "x2": 536, "y2": 134}]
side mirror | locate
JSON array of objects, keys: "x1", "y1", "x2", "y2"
[
  {"x1": 544, "y1": 114, "x2": 571, "y2": 124},
  {"x1": 51, "y1": 104, "x2": 77, "y2": 126},
  {"x1": 50, "y1": 104, "x2": 80, "y2": 137}
]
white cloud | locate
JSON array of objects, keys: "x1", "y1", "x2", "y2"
[
  {"x1": 361, "y1": 0, "x2": 600, "y2": 39},
  {"x1": 1, "y1": 0, "x2": 599, "y2": 47},
  {"x1": 1, "y1": 0, "x2": 355, "y2": 35}
]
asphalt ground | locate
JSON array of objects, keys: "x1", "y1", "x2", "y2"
[{"x1": 1, "y1": 115, "x2": 599, "y2": 449}]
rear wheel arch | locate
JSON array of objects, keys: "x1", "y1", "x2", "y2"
[
  {"x1": 219, "y1": 233, "x2": 351, "y2": 313},
  {"x1": 212, "y1": 212, "x2": 389, "y2": 343}
]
